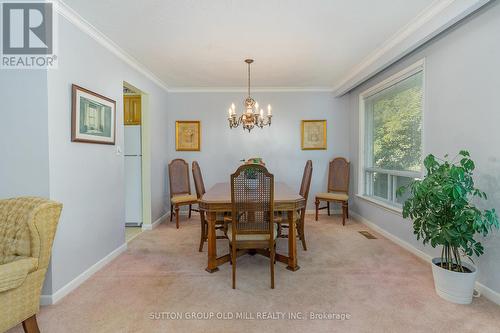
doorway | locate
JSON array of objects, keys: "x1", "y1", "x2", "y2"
[{"x1": 123, "y1": 82, "x2": 152, "y2": 241}]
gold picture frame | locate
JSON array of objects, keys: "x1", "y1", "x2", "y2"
[
  {"x1": 175, "y1": 121, "x2": 201, "y2": 151},
  {"x1": 301, "y1": 120, "x2": 327, "y2": 150}
]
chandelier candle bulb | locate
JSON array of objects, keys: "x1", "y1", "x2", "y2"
[{"x1": 268, "y1": 104, "x2": 272, "y2": 115}]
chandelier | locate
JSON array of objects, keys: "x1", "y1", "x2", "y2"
[{"x1": 227, "y1": 59, "x2": 272, "y2": 132}]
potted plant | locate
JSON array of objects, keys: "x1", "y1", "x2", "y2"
[
  {"x1": 240, "y1": 158, "x2": 265, "y2": 189},
  {"x1": 398, "y1": 150, "x2": 499, "y2": 304}
]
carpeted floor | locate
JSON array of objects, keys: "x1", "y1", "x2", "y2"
[{"x1": 8, "y1": 214, "x2": 500, "y2": 333}]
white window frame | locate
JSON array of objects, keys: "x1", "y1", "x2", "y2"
[{"x1": 357, "y1": 59, "x2": 425, "y2": 213}]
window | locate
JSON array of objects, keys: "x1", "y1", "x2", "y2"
[{"x1": 359, "y1": 61, "x2": 424, "y2": 208}]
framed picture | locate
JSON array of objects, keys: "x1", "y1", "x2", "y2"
[
  {"x1": 71, "y1": 84, "x2": 116, "y2": 145},
  {"x1": 176, "y1": 121, "x2": 201, "y2": 151},
  {"x1": 301, "y1": 120, "x2": 327, "y2": 150}
]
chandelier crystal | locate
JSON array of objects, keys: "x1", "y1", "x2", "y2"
[{"x1": 227, "y1": 59, "x2": 272, "y2": 132}]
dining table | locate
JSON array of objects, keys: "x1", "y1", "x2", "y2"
[{"x1": 199, "y1": 181, "x2": 306, "y2": 273}]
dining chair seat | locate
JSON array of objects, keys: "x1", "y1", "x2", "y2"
[
  {"x1": 171, "y1": 194, "x2": 197, "y2": 204},
  {"x1": 227, "y1": 223, "x2": 278, "y2": 242},
  {"x1": 315, "y1": 192, "x2": 349, "y2": 201}
]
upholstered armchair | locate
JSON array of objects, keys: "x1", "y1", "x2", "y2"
[{"x1": 0, "y1": 197, "x2": 62, "y2": 333}]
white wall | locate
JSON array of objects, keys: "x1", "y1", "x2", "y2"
[
  {"x1": 0, "y1": 70, "x2": 50, "y2": 198},
  {"x1": 347, "y1": 2, "x2": 500, "y2": 295},
  {"x1": 44, "y1": 15, "x2": 169, "y2": 294},
  {"x1": 166, "y1": 91, "x2": 349, "y2": 210}
]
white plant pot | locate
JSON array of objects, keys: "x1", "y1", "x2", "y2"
[{"x1": 431, "y1": 258, "x2": 477, "y2": 304}]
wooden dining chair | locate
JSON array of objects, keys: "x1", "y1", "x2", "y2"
[
  {"x1": 168, "y1": 159, "x2": 198, "y2": 229},
  {"x1": 315, "y1": 157, "x2": 350, "y2": 225},
  {"x1": 229, "y1": 164, "x2": 276, "y2": 289},
  {"x1": 276, "y1": 160, "x2": 312, "y2": 251},
  {"x1": 192, "y1": 161, "x2": 228, "y2": 252}
]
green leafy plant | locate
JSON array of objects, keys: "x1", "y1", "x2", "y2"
[
  {"x1": 244, "y1": 167, "x2": 258, "y2": 179},
  {"x1": 240, "y1": 158, "x2": 264, "y2": 179},
  {"x1": 398, "y1": 150, "x2": 499, "y2": 272}
]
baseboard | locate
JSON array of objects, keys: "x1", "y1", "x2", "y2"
[
  {"x1": 39, "y1": 294, "x2": 52, "y2": 306},
  {"x1": 475, "y1": 280, "x2": 500, "y2": 305},
  {"x1": 40, "y1": 243, "x2": 127, "y2": 305},
  {"x1": 350, "y1": 211, "x2": 500, "y2": 306},
  {"x1": 142, "y1": 212, "x2": 169, "y2": 231}
]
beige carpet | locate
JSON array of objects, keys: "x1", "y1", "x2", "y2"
[{"x1": 8, "y1": 214, "x2": 500, "y2": 333}]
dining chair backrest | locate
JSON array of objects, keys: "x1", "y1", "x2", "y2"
[
  {"x1": 327, "y1": 157, "x2": 350, "y2": 194},
  {"x1": 299, "y1": 160, "x2": 313, "y2": 202},
  {"x1": 230, "y1": 164, "x2": 274, "y2": 239},
  {"x1": 168, "y1": 159, "x2": 191, "y2": 198},
  {"x1": 192, "y1": 161, "x2": 205, "y2": 199}
]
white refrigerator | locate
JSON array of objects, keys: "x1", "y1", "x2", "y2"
[{"x1": 124, "y1": 125, "x2": 142, "y2": 226}]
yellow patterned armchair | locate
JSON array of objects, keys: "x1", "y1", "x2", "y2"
[{"x1": 0, "y1": 197, "x2": 62, "y2": 333}]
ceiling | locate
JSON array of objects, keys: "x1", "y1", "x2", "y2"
[{"x1": 62, "y1": 0, "x2": 436, "y2": 90}]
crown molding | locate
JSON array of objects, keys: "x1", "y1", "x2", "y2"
[
  {"x1": 168, "y1": 86, "x2": 334, "y2": 93},
  {"x1": 333, "y1": 0, "x2": 491, "y2": 97},
  {"x1": 56, "y1": 0, "x2": 169, "y2": 92}
]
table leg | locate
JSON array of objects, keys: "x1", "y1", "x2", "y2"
[
  {"x1": 206, "y1": 211, "x2": 219, "y2": 273},
  {"x1": 286, "y1": 209, "x2": 300, "y2": 271}
]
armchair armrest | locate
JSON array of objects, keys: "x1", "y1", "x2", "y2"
[{"x1": 0, "y1": 257, "x2": 38, "y2": 293}]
